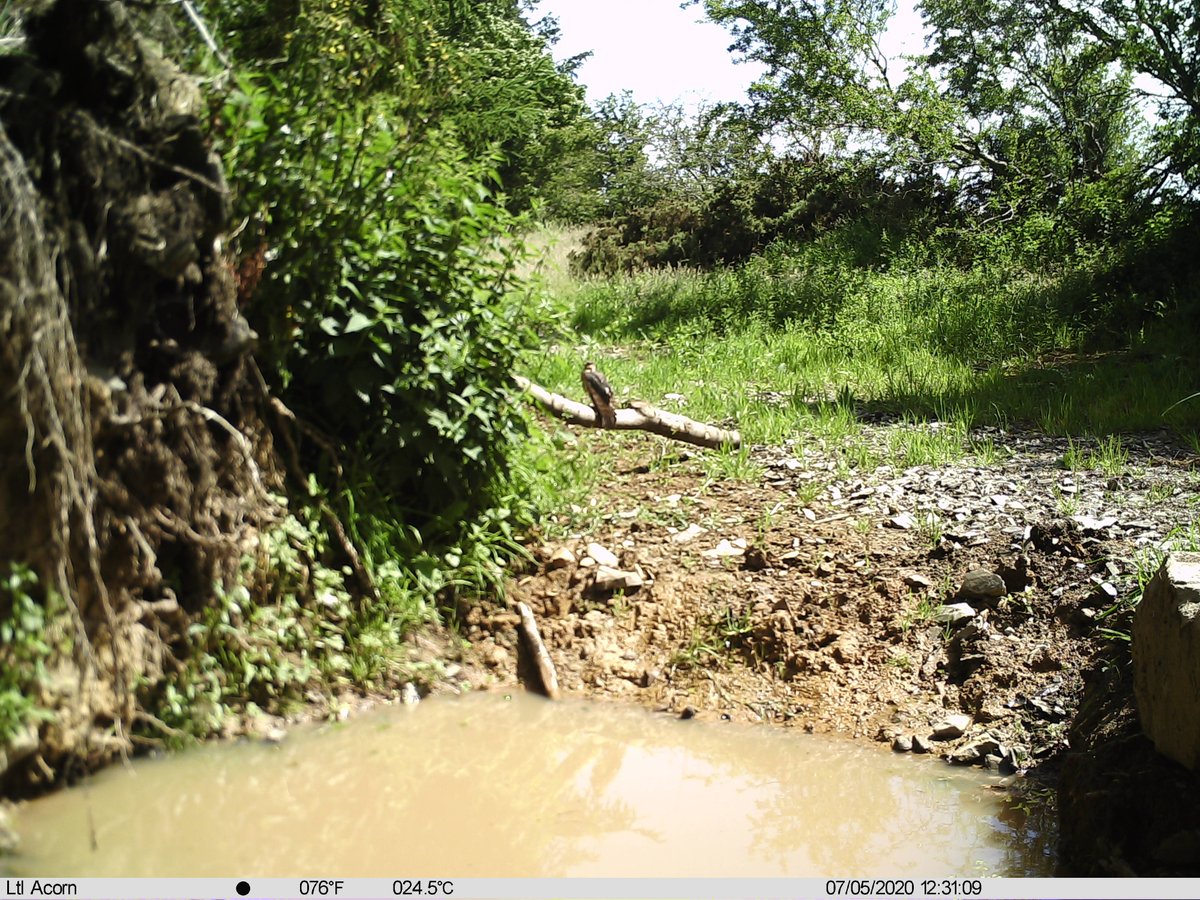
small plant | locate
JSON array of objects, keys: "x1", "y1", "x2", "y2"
[
  {"x1": 969, "y1": 435, "x2": 1007, "y2": 465},
  {"x1": 887, "y1": 419, "x2": 966, "y2": 468},
  {"x1": 795, "y1": 479, "x2": 825, "y2": 506},
  {"x1": 1147, "y1": 481, "x2": 1176, "y2": 502},
  {"x1": 670, "y1": 625, "x2": 724, "y2": 669},
  {"x1": 808, "y1": 401, "x2": 861, "y2": 443},
  {"x1": 704, "y1": 444, "x2": 763, "y2": 482},
  {"x1": 900, "y1": 593, "x2": 943, "y2": 633},
  {"x1": 0, "y1": 564, "x2": 61, "y2": 743},
  {"x1": 842, "y1": 440, "x2": 881, "y2": 471},
  {"x1": 835, "y1": 384, "x2": 856, "y2": 409},
  {"x1": 916, "y1": 511, "x2": 944, "y2": 549},
  {"x1": 1088, "y1": 435, "x2": 1129, "y2": 476},
  {"x1": 718, "y1": 606, "x2": 755, "y2": 645},
  {"x1": 756, "y1": 503, "x2": 783, "y2": 544},
  {"x1": 1061, "y1": 438, "x2": 1087, "y2": 470},
  {"x1": 886, "y1": 651, "x2": 913, "y2": 671},
  {"x1": 1053, "y1": 487, "x2": 1081, "y2": 517},
  {"x1": 1039, "y1": 396, "x2": 1076, "y2": 434}
]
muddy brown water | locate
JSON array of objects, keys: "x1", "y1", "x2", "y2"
[{"x1": 7, "y1": 693, "x2": 1054, "y2": 877}]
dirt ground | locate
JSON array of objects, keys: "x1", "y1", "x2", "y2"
[{"x1": 466, "y1": 420, "x2": 1200, "y2": 788}]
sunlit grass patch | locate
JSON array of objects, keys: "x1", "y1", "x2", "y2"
[
  {"x1": 702, "y1": 443, "x2": 764, "y2": 482},
  {"x1": 886, "y1": 417, "x2": 969, "y2": 468},
  {"x1": 1088, "y1": 435, "x2": 1129, "y2": 476},
  {"x1": 524, "y1": 241, "x2": 1200, "y2": 470}
]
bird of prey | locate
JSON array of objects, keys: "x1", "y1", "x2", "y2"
[{"x1": 582, "y1": 361, "x2": 617, "y2": 428}]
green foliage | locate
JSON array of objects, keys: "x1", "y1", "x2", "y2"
[
  {"x1": 0, "y1": 564, "x2": 61, "y2": 743},
  {"x1": 439, "y1": 0, "x2": 589, "y2": 211},
  {"x1": 148, "y1": 496, "x2": 447, "y2": 739},
  {"x1": 688, "y1": 0, "x2": 899, "y2": 148},
  {"x1": 530, "y1": 230, "x2": 1200, "y2": 443},
  {"x1": 0, "y1": 0, "x2": 21, "y2": 42},
  {"x1": 202, "y1": 0, "x2": 564, "y2": 544},
  {"x1": 574, "y1": 137, "x2": 951, "y2": 274}
]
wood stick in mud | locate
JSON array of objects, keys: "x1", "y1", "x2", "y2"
[
  {"x1": 516, "y1": 601, "x2": 561, "y2": 701},
  {"x1": 512, "y1": 375, "x2": 741, "y2": 449}
]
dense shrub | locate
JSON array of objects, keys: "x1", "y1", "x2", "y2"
[{"x1": 572, "y1": 155, "x2": 953, "y2": 275}]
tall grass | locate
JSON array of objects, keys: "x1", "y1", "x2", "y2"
[{"x1": 527, "y1": 235, "x2": 1200, "y2": 443}]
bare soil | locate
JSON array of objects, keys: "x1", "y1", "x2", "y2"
[{"x1": 462, "y1": 419, "x2": 1200, "y2": 873}]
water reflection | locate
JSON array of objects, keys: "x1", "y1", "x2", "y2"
[{"x1": 8, "y1": 693, "x2": 1054, "y2": 877}]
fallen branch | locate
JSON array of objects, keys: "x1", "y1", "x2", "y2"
[
  {"x1": 513, "y1": 375, "x2": 741, "y2": 449},
  {"x1": 516, "y1": 601, "x2": 561, "y2": 701}
]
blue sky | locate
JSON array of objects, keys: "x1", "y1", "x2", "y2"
[{"x1": 529, "y1": 0, "x2": 928, "y2": 108}]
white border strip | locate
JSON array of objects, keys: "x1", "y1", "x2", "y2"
[{"x1": 3, "y1": 879, "x2": 1200, "y2": 900}]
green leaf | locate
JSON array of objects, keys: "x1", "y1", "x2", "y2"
[{"x1": 344, "y1": 311, "x2": 373, "y2": 334}]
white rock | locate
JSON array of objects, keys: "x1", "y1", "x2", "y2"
[
  {"x1": 702, "y1": 539, "x2": 745, "y2": 559},
  {"x1": 672, "y1": 523, "x2": 706, "y2": 544},
  {"x1": 936, "y1": 602, "x2": 978, "y2": 626},
  {"x1": 931, "y1": 714, "x2": 972, "y2": 740},
  {"x1": 545, "y1": 547, "x2": 576, "y2": 571},
  {"x1": 1073, "y1": 514, "x2": 1117, "y2": 531},
  {"x1": 586, "y1": 542, "x2": 620, "y2": 568},
  {"x1": 592, "y1": 565, "x2": 644, "y2": 593}
]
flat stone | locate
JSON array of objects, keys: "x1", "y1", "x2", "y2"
[
  {"x1": 931, "y1": 714, "x2": 972, "y2": 740},
  {"x1": 1152, "y1": 829, "x2": 1200, "y2": 866},
  {"x1": 960, "y1": 568, "x2": 1007, "y2": 601},
  {"x1": 948, "y1": 735, "x2": 1002, "y2": 766},
  {"x1": 935, "y1": 602, "x2": 977, "y2": 626},
  {"x1": 591, "y1": 565, "x2": 644, "y2": 594},
  {"x1": 892, "y1": 735, "x2": 913, "y2": 753},
  {"x1": 586, "y1": 542, "x2": 620, "y2": 568},
  {"x1": 0, "y1": 805, "x2": 17, "y2": 854},
  {"x1": 903, "y1": 572, "x2": 934, "y2": 590},
  {"x1": 672, "y1": 523, "x2": 706, "y2": 544},
  {"x1": 1072, "y1": 514, "x2": 1117, "y2": 532},
  {"x1": 949, "y1": 744, "x2": 983, "y2": 765},
  {"x1": 702, "y1": 539, "x2": 744, "y2": 559},
  {"x1": 969, "y1": 736, "x2": 1003, "y2": 758},
  {"x1": 887, "y1": 513, "x2": 916, "y2": 530},
  {"x1": 912, "y1": 734, "x2": 933, "y2": 754},
  {"x1": 0, "y1": 724, "x2": 37, "y2": 778}
]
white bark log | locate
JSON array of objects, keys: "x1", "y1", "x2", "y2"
[{"x1": 512, "y1": 375, "x2": 741, "y2": 449}]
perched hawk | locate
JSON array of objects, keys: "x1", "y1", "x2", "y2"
[{"x1": 582, "y1": 361, "x2": 617, "y2": 428}]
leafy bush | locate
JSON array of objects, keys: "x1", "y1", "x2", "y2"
[
  {"x1": 0, "y1": 564, "x2": 61, "y2": 743},
  {"x1": 208, "y1": 0, "x2": 553, "y2": 541},
  {"x1": 573, "y1": 155, "x2": 951, "y2": 275}
]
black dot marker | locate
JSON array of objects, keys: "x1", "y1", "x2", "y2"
[{"x1": 236, "y1": 881, "x2": 251, "y2": 897}]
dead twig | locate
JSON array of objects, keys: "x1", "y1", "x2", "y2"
[
  {"x1": 513, "y1": 375, "x2": 741, "y2": 449},
  {"x1": 516, "y1": 601, "x2": 561, "y2": 700}
]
